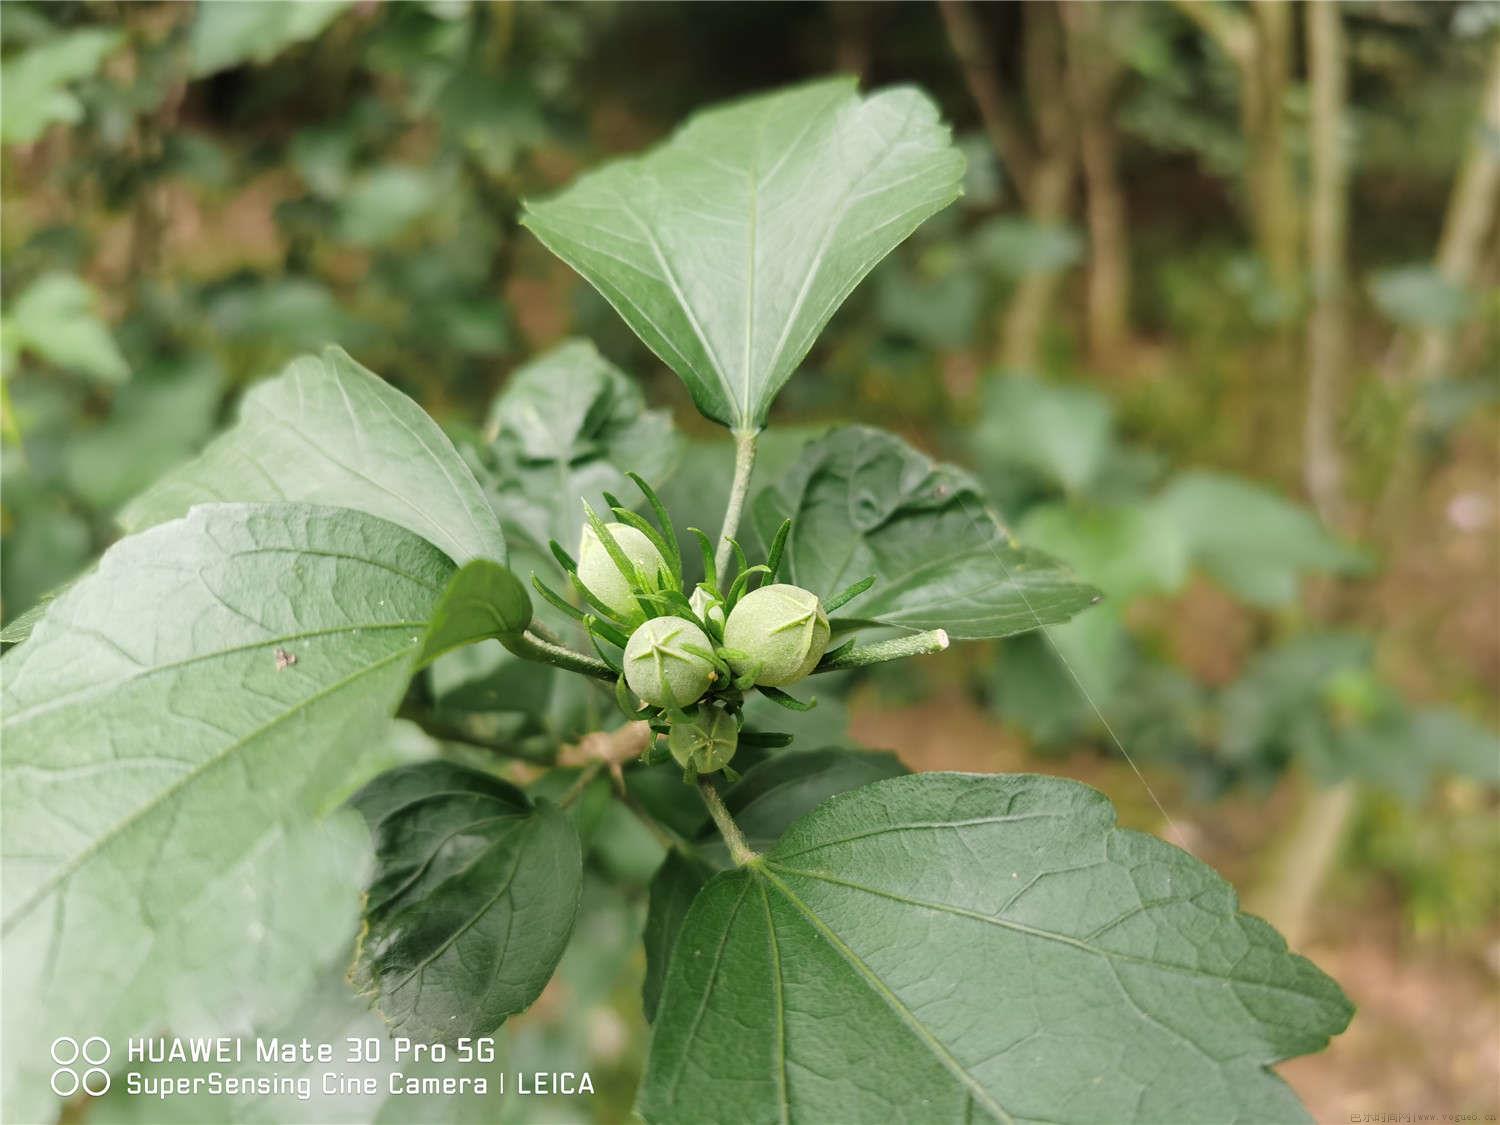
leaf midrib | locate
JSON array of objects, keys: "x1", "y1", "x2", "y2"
[{"x1": 754, "y1": 863, "x2": 1014, "y2": 1125}]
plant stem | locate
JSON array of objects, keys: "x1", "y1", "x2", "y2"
[
  {"x1": 615, "y1": 787, "x2": 690, "y2": 854},
  {"x1": 713, "y1": 430, "x2": 759, "y2": 584},
  {"x1": 558, "y1": 761, "x2": 604, "y2": 808},
  {"x1": 814, "y1": 629, "x2": 950, "y2": 673},
  {"x1": 396, "y1": 703, "x2": 555, "y2": 763},
  {"x1": 503, "y1": 629, "x2": 616, "y2": 682},
  {"x1": 698, "y1": 779, "x2": 756, "y2": 866}
]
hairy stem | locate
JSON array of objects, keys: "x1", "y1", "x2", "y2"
[
  {"x1": 698, "y1": 779, "x2": 756, "y2": 866},
  {"x1": 503, "y1": 629, "x2": 616, "y2": 682},
  {"x1": 713, "y1": 430, "x2": 758, "y2": 584},
  {"x1": 815, "y1": 629, "x2": 950, "y2": 673}
]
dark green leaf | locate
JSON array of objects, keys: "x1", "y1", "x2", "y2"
[
  {"x1": 349, "y1": 760, "x2": 582, "y2": 1042},
  {"x1": 522, "y1": 79, "x2": 965, "y2": 432},
  {"x1": 417, "y1": 559, "x2": 532, "y2": 668},
  {"x1": 122, "y1": 346, "x2": 505, "y2": 566},
  {"x1": 755, "y1": 426, "x2": 1102, "y2": 640},
  {"x1": 0, "y1": 503, "x2": 451, "y2": 1120},
  {"x1": 642, "y1": 748, "x2": 907, "y2": 1021},
  {"x1": 642, "y1": 850, "x2": 718, "y2": 1023},
  {"x1": 639, "y1": 772, "x2": 1352, "y2": 1124}
]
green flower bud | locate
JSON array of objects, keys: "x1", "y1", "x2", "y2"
[
  {"x1": 623, "y1": 615, "x2": 716, "y2": 708},
  {"x1": 577, "y1": 522, "x2": 667, "y2": 621},
  {"x1": 667, "y1": 706, "x2": 738, "y2": 774},
  {"x1": 722, "y1": 583, "x2": 830, "y2": 687},
  {"x1": 689, "y1": 586, "x2": 725, "y2": 630}
]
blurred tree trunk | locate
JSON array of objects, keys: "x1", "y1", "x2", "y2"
[
  {"x1": 1176, "y1": 0, "x2": 1300, "y2": 292},
  {"x1": 1373, "y1": 39, "x2": 1500, "y2": 529},
  {"x1": 1061, "y1": 1, "x2": 1133, "y2": 368},
  {"x1": 1389, "y1": 36, "x2": 1500, "y2": 387},
  {"x1": 1252, "y1": 2, "x2": 1357, "y2": 952},
  {"x1": 939, "y1": 0, "x2": 1077, "y2": 373},
  {"x1": 1303, "y1": 0, "x2": 1350, "y2": 532}
]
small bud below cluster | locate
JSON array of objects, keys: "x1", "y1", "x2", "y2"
[{"x1": 667, "y1": 706, "x2": 738, "y2": 774}]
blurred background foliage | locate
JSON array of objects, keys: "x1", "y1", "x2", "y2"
[{"x1": 3, "y1": 1, "x2": 1497, "y2": 1119}]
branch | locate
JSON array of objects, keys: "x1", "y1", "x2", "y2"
[
  {"x1": 502, "y1": 629, "x2": 616, "y2": 682},
  {"x1": 937, "y1": 0, "x2": 1039, "y2": 204}
]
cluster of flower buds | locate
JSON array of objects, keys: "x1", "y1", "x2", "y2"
[{"x1": 531, "y1": 474, "x2": 873, "y2": 782}]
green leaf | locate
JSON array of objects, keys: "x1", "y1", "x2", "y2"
[
  {"x1": 1017, "y1": 501, "x2": 1188, "y2": 601},
  {"x1": 338, "y1": 164, "x2": 441, "y2": 246},
  {"x1": 121, "y1": 346, "x2": 505, "y2": 566},
  {"x1": 754, "y1": 426, "x2": 1101, "y2": 640},
  {"x1": 1369, "y1": 265, "x2": 1473, "y2": 330},
  {"x1": 64, "y1": 356, "x2": 225, "y2": 511},
  {"x1": 5, "y1": 272, "x2": 130, "y2": 384},
  {"x1": 189, "y1": 0, "x2": 350, "y2": 78},
  {"x1": 1153, "y1": 471, "x2": 1365, "y2": 608},
  {"x1": 972, "y1": 217, "x2": 1084, "y2": 280},
  {"x1": 642, "y1": 748, "x2": 908, "y2": 1022},
  {"x1": 417, "y1": 559, "x2": 532, "y2": 668},
  {"x1": 642, "y1": 850, "x2": 719, "y2": 1023},
  {"x1": 0, "y1": 503, "x2": 452, "y2": 1120},
  {"x1": 973, "y1": 376, "x2": 1115, "y2": 493},
  {"x1": 0, "y1": 28, "x2": 122, "y2": 144},
  {"x1": 481, "y1": 339, "x2": 677, "y2": 556},
  {"x1": 639, "y1": 772, "x2": 1352, "y2": 1124},
  {"x1": 522, "y1": 78, "x2": 965, "y2": 432},
  {"x1": 349, "y1": 761, "x2": 582, "y2": 1041}
]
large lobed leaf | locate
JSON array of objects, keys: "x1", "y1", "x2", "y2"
[
  {"x1": 755, "y1": 426, "x2": 1101, "y2": 640},
  {"x1": 349, "y1": 761, "x2": 582, "y2": 1042},
  {"x1": 639, "y1": 772, "x2": 1352, "y2": 1124},
  {"x1": 122, "y1": 346, "x2": 505, "y2": 566},
  {"x1": 0, "y1": 503, "x2": 452, "y2": 1121},
  {"x1": 522, "y1": 79, "x2": 965, "y2": 432}
]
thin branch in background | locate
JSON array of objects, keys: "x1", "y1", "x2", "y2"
[
  {"x1": 1060, "y1": 0, "x2": 1133, "y2": 368},
  {"x1": 1303, "y1": 0, "x2": 1351, "y2": 533},
  {"x1": 936, "y1": 0, "x2": 1038, "y2": 203},
  {"x1": 1392, "y1": 35, "x2": 1500, "y2": 388}
]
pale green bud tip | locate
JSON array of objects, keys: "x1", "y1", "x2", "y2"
[
  {"x1": 667, "y1": 706, "x2": 738, "y2": 773},
  {"x1": 576, "y1": 521, "x2": 667, "y2": 620},
  {"x1": 722, "y1": 583, "x2": 830, "y2": 687},
  {"x1": 623, "y1": 615, "x2": 716, "y2": 708},
  {"x1": 689, "y1": 586, "x2": 725, "y2": 629}
]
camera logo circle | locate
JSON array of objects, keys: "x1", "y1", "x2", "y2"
[{"x1": 50, "y1": 1036, "x2": 110, "y2": 1097}]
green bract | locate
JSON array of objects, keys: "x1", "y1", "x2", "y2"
[
  {"x1": 576, "y1": 521, "x2": 667, "y2": 620},
  {"x1": 667, "y1": 706, "x2": 738, "y2": 774},
  {"x1": 624, "y1": 615, "x2": 716, "y2": 708},
  {"x1": 723, "y1": 583, "x2": 830, "y2": 687}
]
